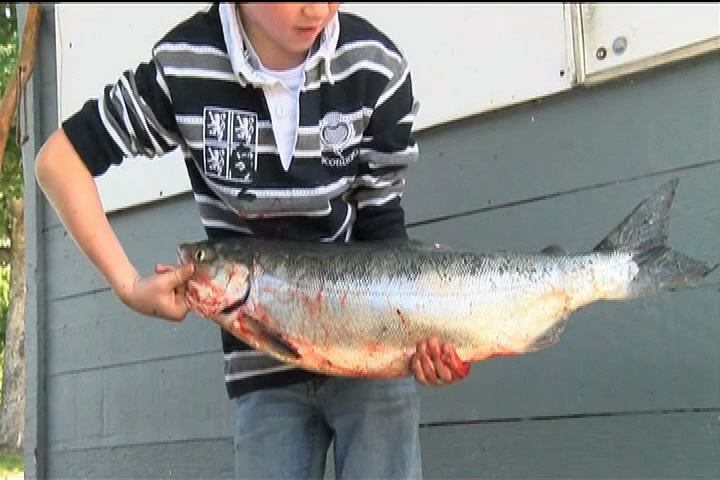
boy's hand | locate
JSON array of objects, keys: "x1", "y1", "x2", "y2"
[
  {"x1": 411, "y1": 337, "x2": 471, "y2": 386},
  {"x1": 116, "y1": 263, "x2": 195, "y2": 322}
]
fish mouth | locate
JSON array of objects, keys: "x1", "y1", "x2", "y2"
[
  {"x1": 178, "y1": 244, "x2": 253, "y2": 318},
  {"x1": 176, "y1": 246, "x2": 191, "y2": 266}
]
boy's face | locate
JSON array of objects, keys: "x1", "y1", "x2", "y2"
[{"x1": 239, "y1": 3, "x2": 341, "y2": 70}]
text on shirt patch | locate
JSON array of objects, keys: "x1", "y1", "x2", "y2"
[
  {"x1": 320, "y1": 111, "x2": 358, "y2": 168},
  {"x1": 203, "y1": 107, "x2": 257, "y2": 183}
]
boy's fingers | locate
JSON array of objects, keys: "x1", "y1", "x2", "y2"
[
  {"x1": 411, "y1": 356, "x2": 428, "y2": 385},
  {"x1": 441, "y1": 344, "x2": 471, "y2": 380},
  {"x1": 419, "y1": 348, "x2": 442, "y2": 385},
  {"x1": 177, "y1": 263, "x2": 195, "y2": 281},
  {"x1": 164, "y1": 263, "x2": 194, "y2": 288},
  {"x1": 432, "y1": 357, "x2": 454, "y2": 383},
  {"x1": 155, "y1": 264, "x2": 174, "y2": 274},
  {"x1": 426, "y1": 337, "x2": 442, "y2": 357}
]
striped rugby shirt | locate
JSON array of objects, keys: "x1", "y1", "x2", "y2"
[{"x1": 62, "y1": 3, "x2": 420, "y2": 397}]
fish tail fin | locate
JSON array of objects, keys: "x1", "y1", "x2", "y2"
[{"x1": 592, "y1": 178, "x2": 716, "y2": 296}]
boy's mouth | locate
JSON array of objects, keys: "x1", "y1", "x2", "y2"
[{"x1": 294, "y1": 25, "x2": 319, "y2": 37}]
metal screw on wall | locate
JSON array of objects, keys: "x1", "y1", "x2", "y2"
[
  {"x1": 595, "y1": 36, "x2": 627, "y2": 61},
  {"x1": 612, "y1": 36, "x2": 628, "y2": 55}
]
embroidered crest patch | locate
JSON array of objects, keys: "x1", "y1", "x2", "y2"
[
  {"x1": 320, "y1": 111, "x2": 358, "y2": 168},
  {"x1": 320, "y1": 111, "x2": 354, "y2": 154},
  {"x1": 203, "y1": 107, "x2": 257, "y2": 184}
]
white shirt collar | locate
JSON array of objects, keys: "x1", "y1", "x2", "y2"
[{"x1": 219, "y1": 2, "x2": 338, "y2": 86}]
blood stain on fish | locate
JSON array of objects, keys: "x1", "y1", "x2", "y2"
[{"x1": 299, "y1": 289, "x2": 324, "y2": 316}]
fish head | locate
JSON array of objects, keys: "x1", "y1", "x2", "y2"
[
  {"x1": 177, "y1": 240, "x2": 252, "y2": 321},
  {"x1": 178, "y1": 240, "x2": 302, "y2": 365}
]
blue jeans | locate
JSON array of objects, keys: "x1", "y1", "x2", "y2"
[{"x1": 234, "y1": 375, "x2": 422, "y2": 479}]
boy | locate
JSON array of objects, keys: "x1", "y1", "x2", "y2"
[{"x1": 35, "y1": 3, "x2": 471, "y2": 478}]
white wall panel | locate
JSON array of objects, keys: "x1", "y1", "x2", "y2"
[
  {"x1": 54, "y1": 3, "x2": 719, "y2": 212},
  {"x1": 343, "y1": 3, "x2": 575, "y2": 131},
  {"x1": 573, "y1": 3, "x2": 720, "y2": 85},
  {"x1": 54, "y1": 3, "x2": 574, "y2": 212},
  {"x1": 55, "y1": 3, "x2": 207, "y2": 212}
]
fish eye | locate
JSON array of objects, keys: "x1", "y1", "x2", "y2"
[{"x1": 195, "y1": 248, "x2": 206, "y2": 262}]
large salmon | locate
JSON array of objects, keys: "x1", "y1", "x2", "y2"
[{"x1": 178, "y1": 178, "x2": 715, "y2": 377}]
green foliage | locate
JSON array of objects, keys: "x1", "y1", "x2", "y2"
[
  {"x1": 0, "y1": 348, "x2": 3, "y2": 403},
  {"x1": 0, "y1": 2, "x2": 20, "y2": 233},
  {"x1": 0, "y1": 264, "x2": 8, "y2": 349},
  {"x1": 0, "y1": 442, "x2": 24, "y2": 475},
  {"x1": 0, "y1": 3, "x2": 20, "y2": 351},
  {"x1": 0, "y1": 4, "x2": 17, "y2": 83}
]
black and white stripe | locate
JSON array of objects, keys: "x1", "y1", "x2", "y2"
[{"x1": 62, "y1": 4, "x2": 419, "y2": 397}]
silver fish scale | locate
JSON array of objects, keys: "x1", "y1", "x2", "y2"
[
  {"x1": 180, "y1": 179, "x2": 714, "y2": 374},
  {"x1": 244, "y1": 242, "x2": 637, "y2": 355}
]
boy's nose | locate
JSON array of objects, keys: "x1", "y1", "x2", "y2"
[{"x1": 301, "y1": 3, "x2": 331, "y2": 20}]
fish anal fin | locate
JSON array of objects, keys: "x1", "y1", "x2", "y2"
[{"x1": 527, "y1": 314, "x2": 570, "y2": 352}]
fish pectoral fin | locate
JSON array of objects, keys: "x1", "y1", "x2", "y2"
[
  {"x1": 263, "y1": 330, "x2": 301, "y2": 360},
  {"x1": 241, "y1": 314, "x2": 301, "y2": 360}
]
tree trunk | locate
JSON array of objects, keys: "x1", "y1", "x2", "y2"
[
  {"x1": 0, "y1": 4, "x2": 41, "y2": 173},
  {"x1": 0, "y1": 196, "x2": 25, "y2": 450}
]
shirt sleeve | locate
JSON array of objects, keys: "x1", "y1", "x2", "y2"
[
  {"x1": 350, "y1": 56, "x2": 420, "y2": 242},
  {"x1": 61, "y1": 57, "x2": 183, "y2": 177}
]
